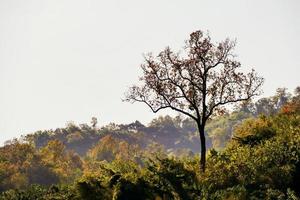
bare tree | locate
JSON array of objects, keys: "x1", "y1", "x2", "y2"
[{"x1": 125, "y1": 30, "x2": 264, "y2": 172}]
